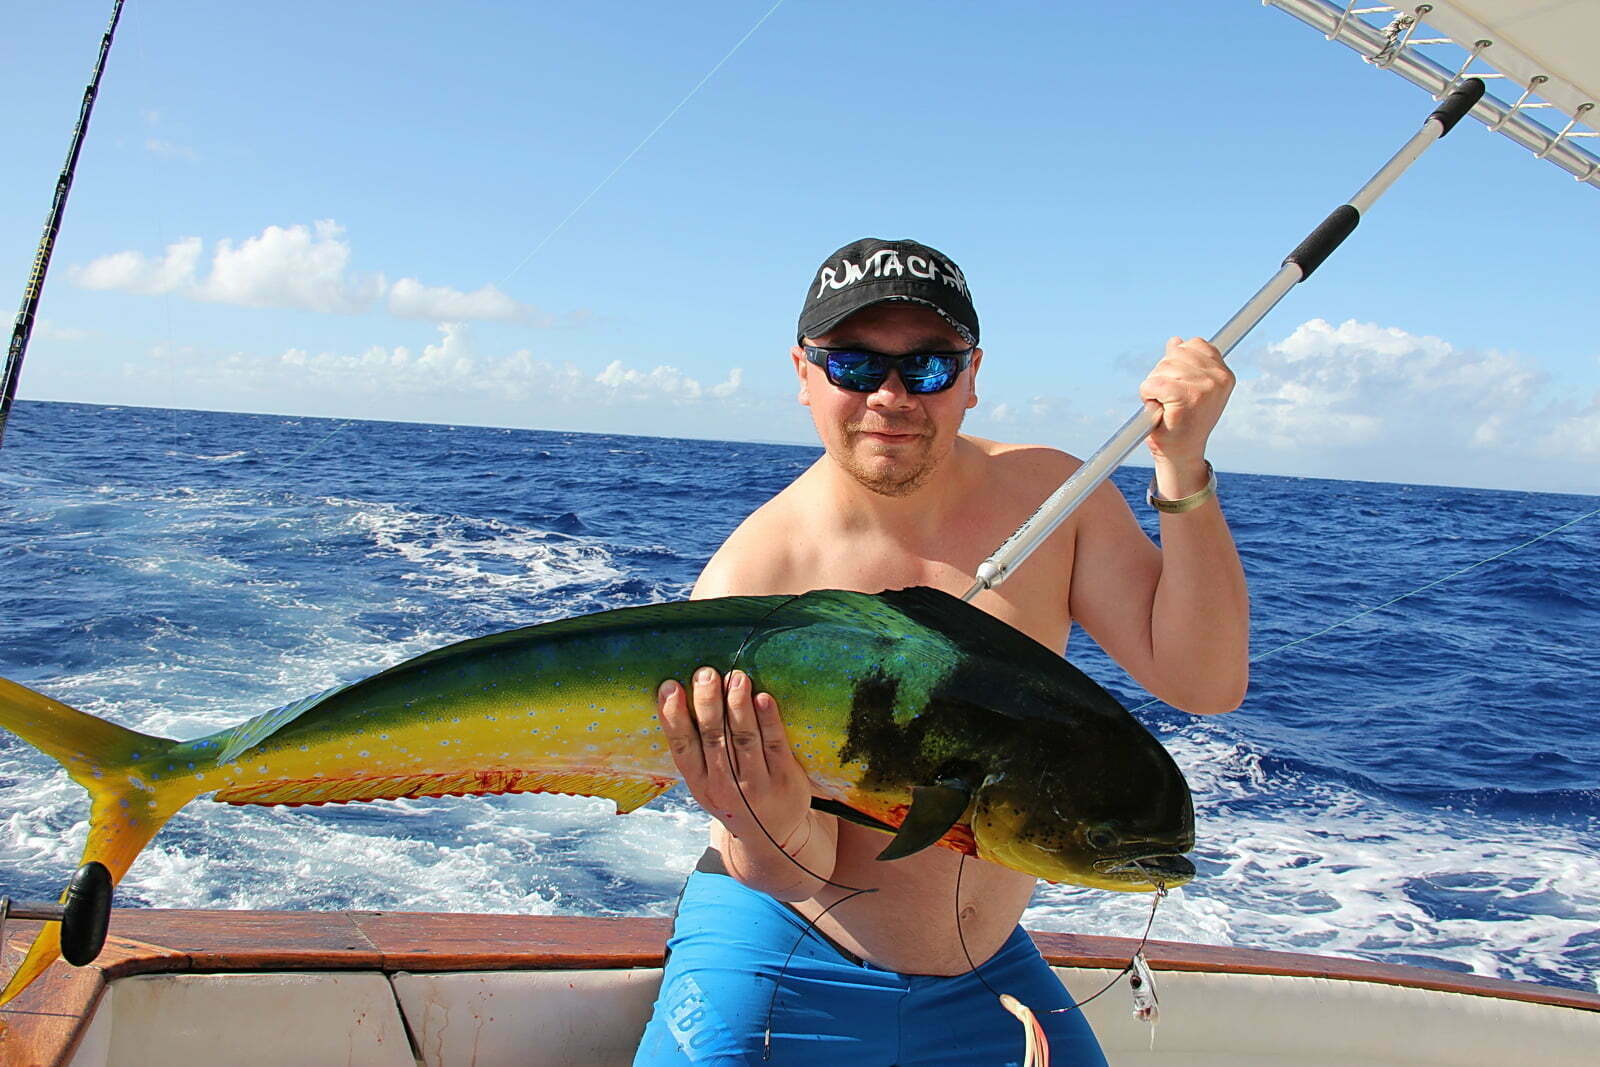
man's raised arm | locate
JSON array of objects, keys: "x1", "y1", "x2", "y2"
[{"x1": 1068, "y1": 336, "x2": 1249, "y2": 714}]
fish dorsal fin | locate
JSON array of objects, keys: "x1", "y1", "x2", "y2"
[
  {"x1": 872, "y1": 587, "x2": 1068, "y2": 676},
  {"x1": 214, "y1": 682, "x2": 353, "y2": 766},
  {"x1": 214, "y1": 768, "x2": 675, "y2": 813},
  {"x1": 872, "y1": 586, "x2": 1129, "y2": 723},
  {"x1": 769, "y1": 588, "x2": 960, "y2": 645},
  {"x1": 372, "y1": 595, "x2": 786, "y2": 681},
  {"x1": 213, "y1": 595, "x2": 789, "y2": 763}
]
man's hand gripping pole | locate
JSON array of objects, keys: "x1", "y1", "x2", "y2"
[{"x1": 961, "y1": 78, "x2": 1485, "y2": 603}]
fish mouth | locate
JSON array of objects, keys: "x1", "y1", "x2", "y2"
[{"x1": 1093, "y1": 852, "x2": 1195, "y2": 887}]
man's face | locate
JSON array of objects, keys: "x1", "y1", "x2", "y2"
[{"x1": 791, "y1": 303, "x2": 982, "y2": 498}]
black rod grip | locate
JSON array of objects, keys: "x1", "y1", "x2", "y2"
[
  {"x1": 1283, "y1": 204, "x2": 1360, "y2": 280},
  {"x1": 60, "y1": 861, "x2": 112, "y2": 966},
  {"x1": 1431, "y1": 78, "x2": 1486, "y2": 136}
]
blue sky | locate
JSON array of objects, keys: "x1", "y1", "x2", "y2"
[{"x1": 5, "y1": 1, "x2": 1597, "y2": 492}]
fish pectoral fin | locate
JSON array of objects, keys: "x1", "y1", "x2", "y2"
[
  {"x1": 213, "y1": 768, "x2": 676, "y2": 814},
  {"x1": 875, "y1": 778, "x2": 975, "y2": 862}
]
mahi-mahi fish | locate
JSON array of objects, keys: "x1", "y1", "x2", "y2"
[{"x1": 0, "y1": 586, "x2": 1193, "y2": 1004}]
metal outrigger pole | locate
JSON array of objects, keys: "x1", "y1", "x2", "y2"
[
  {"x1": 961, "y1": 77, "x2": 1486, "y2": 603},
  {"x1": 0, "y1": 0, "x2": 127, "y2": 449}
]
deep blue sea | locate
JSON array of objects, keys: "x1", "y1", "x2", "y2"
[{"x1": 1, "y1": 399, "x2": 1596, "y2": 993}]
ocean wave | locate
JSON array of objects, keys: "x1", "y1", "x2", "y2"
[{"x1": 1, "y1": 400, "x2": 1595, "y2": 995}]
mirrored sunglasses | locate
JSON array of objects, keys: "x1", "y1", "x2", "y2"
[{"x1": 802, "y1": 345, "x2": 974, "y2": 395}]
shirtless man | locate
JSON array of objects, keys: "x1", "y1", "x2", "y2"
[{"x1": 634, "y1": 237, "x2": 1248, "y2": 1066}]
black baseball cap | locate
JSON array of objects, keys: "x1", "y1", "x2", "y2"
[{"x1": 797, "y1": 238, "x2": 979, "y2": 345}]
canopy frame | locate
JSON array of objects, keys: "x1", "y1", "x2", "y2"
[{"x1": 1269, "y1": 0, "x2": 1600, "y2": 191}]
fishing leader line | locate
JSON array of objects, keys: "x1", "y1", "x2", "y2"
[
  {"x1": 954, "y1": 854, "x2": 1166, "y2": 1015},
  {"x1": 722, "y1": 599, "x2": 1170, "y2": 1062},
  {"x1": 719, "y1": 595, "x2": 883, "y2": 1059},
  {"x1": 954, "y1": 853, "x2": 1167, "y2": 1067}
]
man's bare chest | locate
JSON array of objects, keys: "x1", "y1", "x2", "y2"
[{"x1": 792, "y1": 542, "x2": 1074, "y2": 650}]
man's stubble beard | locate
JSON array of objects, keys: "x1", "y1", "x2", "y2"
[{"x1": 833, "y1": 427, "x2": 950, "y2": 499}]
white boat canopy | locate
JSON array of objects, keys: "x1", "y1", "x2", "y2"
[{"x1": 1270, "y1": 0, "x2": 1600, "y2": 190}]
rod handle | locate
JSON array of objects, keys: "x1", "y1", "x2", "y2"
[
  {"x1": 0, "y1": 862, "x2": 113, "y2": 968},
  {"x1": 1282, "y1": 205, "x2": 1359, "y2": 280},
  {"x1": 61, "y1": 862, "x2": 113, "y2": 966}
]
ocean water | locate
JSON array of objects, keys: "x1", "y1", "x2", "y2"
[{"x1": 1, "y1": 399, "x2": 1596, "y2": 993}]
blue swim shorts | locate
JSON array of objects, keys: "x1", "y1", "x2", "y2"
[{"x1": 634, "y1": 867, "x2": 1108, "y2": 1066}]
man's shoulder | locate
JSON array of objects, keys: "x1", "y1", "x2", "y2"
[
  {"x1": 693, "y1": 491, "x2": 811, "y2": 598},
  {"x1": 959, "y1": 434, "x2": 1082, "y2": 490}
]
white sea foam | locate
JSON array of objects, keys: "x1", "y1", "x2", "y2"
[
  {"x1": 1, "y1": 765, "x2": 711, "y2": 918},
  {"x1": 1025, "y1": 726, "x2": 1600, "y2": 993},
  {"x1": 14, "y1": 697, "x2": 1593, "y2": 993},
  {"x1": 20, "y1": 486, "x2": 630, "y2": 740},
  {"x1": 331, "y1": 496, "x2": 623, "y2": 602}
]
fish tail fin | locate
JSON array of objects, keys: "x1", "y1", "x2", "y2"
[{"x1": 0, "y1": 677, "x2": 198, "y2": 1006}]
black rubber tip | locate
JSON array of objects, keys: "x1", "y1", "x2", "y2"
[
  {"x1": 60, "y1": 862, "x2": 112, "y2": 967},
  {"x1": 1432, "y1": 78, "x2": 1486, "y2": 136},
  {"x1": 1283, "y1": 204, "x2": 1360, "y2": 280}
]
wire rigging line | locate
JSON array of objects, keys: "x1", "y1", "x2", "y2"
[
  {"x1": 1121, "y1": 502, "x2": 1599, "y2": 714},
  {"x1": 184, "y1": 1, "x2": 783, "y2": 476},
  {"x1": 1247, "y1": 503, "x2": 1600, "y2": 665},
  {"x1": 500, "y1": 0, "x2": 787, "y2": 284}
]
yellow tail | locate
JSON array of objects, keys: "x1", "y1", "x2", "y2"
[{"x1": 0, "y1": 678, "x2": 197, "y2": 1006}]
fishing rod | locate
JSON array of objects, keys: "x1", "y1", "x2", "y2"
[
  {"x1": 0, "y1": 0, "x2": 127, "y2": 450},
  {"x1": 961, "y1": 76, "x2": 1486, "y2": 603}
]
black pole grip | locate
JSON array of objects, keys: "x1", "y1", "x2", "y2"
[
  {"x1": 1431, "y1": 78, "x2": 1486, "y2": 136},
  {"x1": 1283, "y1": 204, "x2": 1360, "y2": 280},
  {"x1": 60, "y1": 861, "x2": 112, "y2": 966}
]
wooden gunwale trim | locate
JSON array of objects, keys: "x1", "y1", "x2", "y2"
[{"x1": 2, "y1": 910, "x2": 1596, "y2": 1067}]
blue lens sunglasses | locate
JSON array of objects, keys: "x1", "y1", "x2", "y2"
[{"x1": 802, "y1": 345, "x2": 975, "y2": 395}]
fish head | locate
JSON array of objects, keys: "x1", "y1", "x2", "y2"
[{"x1": 970, "y1": 717, "x2": 1195, "y2": 892}]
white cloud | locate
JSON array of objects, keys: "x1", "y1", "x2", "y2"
[
  {"x1": 1221, "y1": 318, "x2": 1544, "y2": 452},
  {"x1": 968, "y1": 394, "x2": 1099, "y2": 442},
  {"x1": 145, "y1": 138, "x2": 197, "y2": 161},
  {"x1": 1193, "y1": 318, "x2": 1600, "y2": 490},
  {"x1": 166, "y1": 325, "x2": 746, "y2": 417},
  {"x1": 70, "y1": 221, "x2": 537, "y2": 323},
  {"x1": 195, "y1": 220, "x2": 380, "y2": 313},
  {"x1": 966, "y1": 319, "x2": 1597, "y2": 492},
  {"x1": 979, "y1": 396, "x2": 1073, "y2": 425},
  {"x1": 33, "y1": 320, "x2": 92, "y2": 342},
  {"x1": 1537, "y1": 392, "x2": 1600, "y2": 458},
  {"x1": 595, "y1": 361, "x2": 742, "y2": 401},
  {"x1": 71, "y1": 236, "x2": 201, "y2": 294},
  {"x1": 387, "y1": 277, "x2": 533, "y2": 322}
]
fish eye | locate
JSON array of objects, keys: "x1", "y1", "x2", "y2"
[{"x1": 1086, "y1": 825, "x2": 1120, "y2": 850}]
